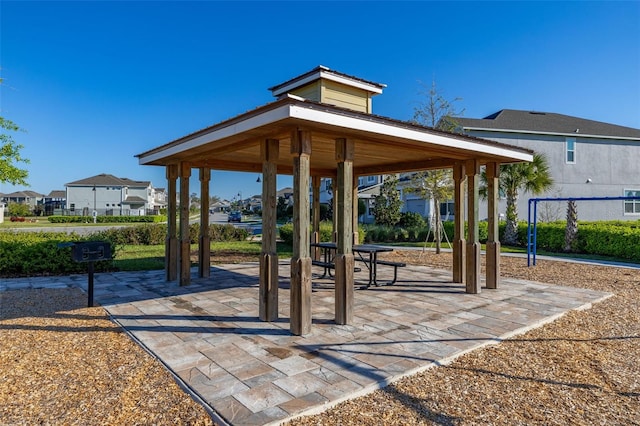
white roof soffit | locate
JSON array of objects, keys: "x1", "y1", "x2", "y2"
[
  {"x1": 138, "y1": 105, "x2": 292, "y2": 165},
  {"x1": 289, "y1": 105, "x2": 534, "y2": 162},
  {"x1": 139, "y1": 102, "x2": 533, "y2": 165}
]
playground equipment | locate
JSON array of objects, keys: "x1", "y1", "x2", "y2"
[{"x1": 527, "y1": 196, "x2": 640, "y2": 266}]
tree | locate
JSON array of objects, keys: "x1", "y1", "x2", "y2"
[
  {"x1": 276, "y1": 196, "x2": 289, "y2": 220},
  {"x1": 0, "y1": 116, "x2": 29, "y2": 186},
  {"x1": 373, "y1": 175, "x2": 402, "y2": 226},
  {"x1": 405, "y1": 170, "x2": 453, "y2": 253},
  {"x1": 481, "y1": 153, "x2": 554, "y2": 246},
  {"x1": 8, "y1": 201, "x2": 30, "y2": 217},
  {"x1": 412, "y1": 80, "x2": 465, "y2": 132},
  {"x1": 564, "y1": 200, "x2": 578, "y2": 252},
  {"x1": 405, "y1": 80, "x2": 462, "y2": 252}
]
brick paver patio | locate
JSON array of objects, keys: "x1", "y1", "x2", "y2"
[{"x1": 3, "y1": 262, "x2": 611, "y2": 425}]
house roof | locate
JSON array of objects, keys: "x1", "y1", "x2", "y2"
[
  {"x1": 137, "y1": 96, "x2": 534, "y2": 176},
  {"x1": 2, "y1": 190, "x2": 45, "y2": 198},
  {"x1": 456, "y1": 109, "x2": 640, "y2": 140},
  {"x1": 47, "y1": 190, "x2": 66, "y2": 198},
  {"x1": 123, "y1": 196, "x2": 147, "y2": 203},
  {"x1": 276, "y1": 187, "x2": 293, "y2": 197},
  {"x1": 66, "y1": 173, "x2": 151, "y2": 187},
  {"x1": 268, "y1": 65, "x2": 386, "y2": 97}
]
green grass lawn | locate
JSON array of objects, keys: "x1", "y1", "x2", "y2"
[
  {"x1": 113, "y1": 239, "x2": 637, "y2": 272},
  {"x1": 0, "y1": 219, "x2": 139, "y2": 228},
  {"x1": 113, "y1": 241, "x2": 293, "y2": 271}
]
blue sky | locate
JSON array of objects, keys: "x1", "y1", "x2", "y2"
[{"x1": 1, "y1": 1, "x2": 639, "y2": 200}]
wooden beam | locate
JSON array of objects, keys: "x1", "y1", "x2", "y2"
[
  {"x1": 354, "y1": 157, "x2": 455, "y2": 176},
  {"x1": 260, "y1": 139, "x2": 279, "y2": 321},
  {"x1": 200, "y1": 159, "x2": 264, "y2": 173},
  {"x1": 179, "y1": 162, "x2": 191, "y2": 286},
  {"x1": 465, "y1": 159, "x2": 480, "y2": 294},
  {"x1": 198, "y1": 168, "x2": 211, "y2": 278},
  {"x1": 290, "y1": 130, "x2": 312, "y2": 336},
  {"x1": 452, "y1": 162, "x2": 466, "y2": 284},
  {"x1": 335, "y1": 138, "x2": 355, "y2": 325},
  {"x1": 486, "y1": 162, "x2": 501, "y2": 289},
  {"x1": 165, "y1": 164, "x2": 178, "y2": 281}
]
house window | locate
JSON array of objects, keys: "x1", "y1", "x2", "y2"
[
  {"x1": 367, "y1": 175, "x2": 376, "y2": 183},
  {"x1": 70, "y1": 203, "x2": 75, "y2": 211},
  {"x1": 566, "y1": 137, "x2": 576, "y2": 164},
  {"x1": 325, "y1": 179, "x2": 332, "y2": 191},
  {"x1": 439, "y1": 200, "x2": 455, "y2": 218},
  {"x1": 624, "y1": 189, "x2": 640, "y2": 215}
]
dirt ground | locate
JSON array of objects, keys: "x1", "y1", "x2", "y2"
[{"x1": 1, "y1": 252, "x2": 639, "y2": 425}]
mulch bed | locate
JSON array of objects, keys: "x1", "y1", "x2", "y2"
[
  {"x1": 288, "y1": 251, "x2": 640, "y2": 425},
  {"x1": 0, "y1": 288, "x2": 215, "y2": 425},
  {"x1": 1, "y1": 251, "x2": 639, "y2": 425}
]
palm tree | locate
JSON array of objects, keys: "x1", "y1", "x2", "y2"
[
  {"x1": 481, "y1": 153, "x2": 554, "y2": 246},
  {"x1": 564, "y1": 200, "x2": 578, "y2": 252}
]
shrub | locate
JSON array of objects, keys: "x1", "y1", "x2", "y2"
[
  {"x1": 48, "y1": 215, "x2": 166, "y2": 224},
  {"x1": 399, "y1": 212, "x2": 426, "y2": 229},
  {"x1": 278, "y1": 222, "x2": 365, "y2": 246},
  {"x1": 523, "y1": 220, "x2": 640, "y2": 262},
  {"x1": 0, "y1": 231, "x2": 116, "y2": 277},
  {"x1": 92, "y1": 223, "x2": 249, "y2": 245}
]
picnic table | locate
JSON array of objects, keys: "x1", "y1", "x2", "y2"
[{"x1": 310, "y1": 242, "x2": 405, "y2": 288}]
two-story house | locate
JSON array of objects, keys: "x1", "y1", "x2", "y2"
[
  {"x1": 457, "y1": 110, "x2": 640, "y2": 221},
  {"x1": 0, "y1": 190, "x2": 45, "y2": 213},
  {"x1": 65, "y1": 173, "x2": 163, "y2": 216}
]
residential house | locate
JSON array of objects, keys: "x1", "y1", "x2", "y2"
[
  {"x1": 0, "y1": 190, "x2": 45, "y2": 213},
  {"x1": 276, "y1": 187, "x2": 294, "y2": 206},
  {"x1": 153, "y1": 187, "x2": 167, "y2": 212},
  {"x1": 44, "y1": 190, "x2": 66, "y2": 215},
  {"x1": 65, "y1": 173, "x2": 163, "y2": 216},
  {"x1": 457, "y1": 110, "x2": 640, "y2": 221},
  {"x1": 317, "y1": 175, "x2": 383, "y2": 223}
]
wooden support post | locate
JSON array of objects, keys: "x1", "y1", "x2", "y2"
[
  {"x1": 352, "y1": 175, "x2": 359, "y2": 245},
  {"x1": 486, "y1": 162, "x2": 501, "y2": 289},
  {"x1": 260, "y1": 139, "x2": 279, "y2": 321},
  {"x1": 312, "y1": 175, "x2": 321, "y2": 261},
  {"x1": 165, "y1": 164, "x2": 178, "y2": 281},
  {"x1": 335, "y1": 138, "x2": 355, "y2": 325},
  {"x1": 331, "y1": 178, "x2": 338, "y2": 242},
  {"x1": 465, "y1": 160, "x2": 481, "y2": 293},
  {"x1": 290, "y1": 130, "x2": 312, "y2": 335},
  {"x1": 198, "y1": 168, "x2": 211, "y2": 278},
  {"x1": 453, "y1": 163, "x2": 466, "y2": 284},
  {"x1": 179, "y1": 162, "x2": 192, "y2": 286}
]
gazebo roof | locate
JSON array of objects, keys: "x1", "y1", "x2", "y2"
[{"x1": 136, "y1": 95, "x2": 533, "y2": 176}]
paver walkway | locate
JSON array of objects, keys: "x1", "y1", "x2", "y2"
[{"x1": 3, "y1": 262, "x2": 611, "y2": 425}]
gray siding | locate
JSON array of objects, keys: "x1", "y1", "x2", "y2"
[{"x1": 466, "y1": 130, "x2": 640, "y2": 222}]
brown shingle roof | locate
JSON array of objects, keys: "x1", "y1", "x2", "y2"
[
  {"x1": 457, "y1": 109, "x2": 640, "y2": 139},
  {"x1": 66, "y1": 174, "x2": 150, "y2": 187}
]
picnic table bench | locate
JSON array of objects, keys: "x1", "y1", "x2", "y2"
[{"x1": 311, "y1": 242, "x2": 406, "y2": 288}]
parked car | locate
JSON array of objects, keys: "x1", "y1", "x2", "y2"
[{"x1": 228, "y1": 211, "x2": 242, "y2": 223}]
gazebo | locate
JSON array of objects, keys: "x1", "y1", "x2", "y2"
[{"x1": 136, "y1": 66, "x2": 533, "y2": 336}]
